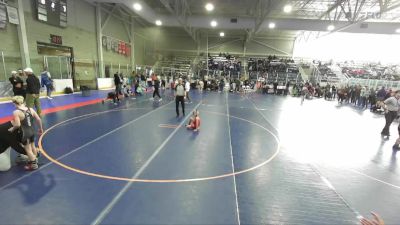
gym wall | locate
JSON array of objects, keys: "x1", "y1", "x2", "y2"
[{"x1": 0, "y1": 0, "x2": 151, "y2": 92}]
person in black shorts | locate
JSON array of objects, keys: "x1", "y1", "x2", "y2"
[
  {"x1": 0, "y1": 121, "x2": 28, "y2": 164},
  {"x1": 8, "y1": 96, "x2": 43, "y2": 170},
  {"x1": 151, "y1": 76, "x2": 162, "y2": 101}
]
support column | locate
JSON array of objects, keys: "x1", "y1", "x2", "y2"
[
  {"x1": 16, "y1": 0, "x2": 30, "y2": 68},
  {"x1": 96, "y1": 3, "x2": 104, "y2": 78},
  {"x1": 130, "y1": 16, "x2": 135, "y2": 71},
  {"x1": 206, "y1": 32, "x2": 209, "y2": 77}
]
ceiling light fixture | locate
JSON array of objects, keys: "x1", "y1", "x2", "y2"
[
  {"x1": 211, "y1": 20, "x2": 217, "y2": 27},
  {"x1": 155, "y1": 20, "x2": 162, "y2": 26},
  {"x1": 396, "y1": 28, "x2": 400, "y2": 33},
  {"x1": 220, "y1": 32, "x2": 225, "y2": 37},
  {"x1": 268, "y1": 22, "x2": 276, "y2": 29},
  {"x1": 327, "y1": 25, "x2": 335, "y2": 31},
  {"x1": 133, "y1": 3, "x2": 142, "y2": 11},
  {"x1": 283, "y1": 5, "x2": 292, "y2": 13},
  {"x1": 205, "y1": 3, "x2": 214, "y2": 11}
]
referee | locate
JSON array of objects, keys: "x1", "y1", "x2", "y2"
[{"x1": 175, "y1": 78, "x2": 185, "y2": 117}]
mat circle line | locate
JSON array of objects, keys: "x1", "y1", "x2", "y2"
[{"x1": 38, "y1": 109, "x2": 281, "y2": 183}]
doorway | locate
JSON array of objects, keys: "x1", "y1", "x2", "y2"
[{"x1": 37, "y1": 42, "x2": 76, "y2": 88}]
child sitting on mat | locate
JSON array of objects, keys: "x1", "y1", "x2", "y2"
[{"x1": 186, "y1": 110, "x2": 201, "y2": 132}]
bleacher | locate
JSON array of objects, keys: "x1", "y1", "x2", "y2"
[
  {"x1": 317, "y1": 63, "x2": 341, "y2": 83},
  {"x1": 248, "y1": 56, "x2": 302, "y2": 84},
  {"x1": 198, "y1": 54, "x2": 242, "y2": 78},
  {"x1": 154, "y1": 55, "x2": 195, "y2": 76},
  {"x1": 339, "y1": 62, "x2": 400, "y2": 81}
]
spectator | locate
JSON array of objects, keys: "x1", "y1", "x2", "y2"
[
  {"x1": 24, "y1": 68, "x2": 42, "y2": 117},
  {"x1": 332, "y1": 85, "x2": 337, "y2": 99},
  {"x1": 185, "y1": 79, "x2": 191, "y2": 103},
  {"x1": 113, "y1": 72, "x2": 122, "y2": 103},
  {"x1": 40, "y1": 67, "x2": 54, "y2": 99},
  {"x1": 380, "y1": 90, "x2": 400, "y2": 137},
  {"x1": 9, "y1": 71, "x2": 25, "y2": 97},
  {"x1": 151, "y1": 76, "x2": 162, "y2": 101},
  {"x1": 377, "y1": 87, "x2": 386, "y2": 101}
]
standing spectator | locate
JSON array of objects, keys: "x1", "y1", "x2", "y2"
[
  {"x1": 24, "y1": 68, "x2": 42, "y2": 117},
  {"x1": 9, "y1": 71, "x2": 25, "y2": 97},
  {"x1": 40, "y1": 67, "x2": 54, "y2": 99},
  {"x1": 369, "y1": 87, "x2": 377, "y2": 110},
  {"x1": 377, "y1": 86, "x2": 386, "y2": 101},
  {"x1": 161, "y1": 76, "x2": 166, "y2": 90},
  {"x1": 331, "y1": 85, "x2": 337, "y2": 100},
  {"x1": 199, "y1": 80, "x2": 204, "y2": 92},
  {"x1": 359, "y1": 86, "x2": 366, "y2": 107},
  {"x1": 380, "y1": 90, "x2": 400, "y2": 137},
  {"x1": 113, "y1": 72, "x2": 122, "y2": 103},
  {"x1": 175, "y1": 78, "x2": 185, "y2": 117},
  {"x1": 151, "y1": 76, "x2": 162, "y2": 101},
  {"x1": 219, "y1": 78, "x2": 225, "y2": 92},
  {"x1": 285, "y1": 81, "x2": 290, "y2": 96},
  {"x1": 273, "y1": 81, "x2": 278, "y2": 95},
  {"x1": 384, "y1": 89, "x2": 392, "y2": 100},
  {"x1": 185, "y1": 79, "x2": 191, "y2": 103},
  {"x1": 362, "y1": 86, "x2": 370, "y2": 109},
  {"x1": 324, "y1": 83, "x2": 331, "y2": 100}
]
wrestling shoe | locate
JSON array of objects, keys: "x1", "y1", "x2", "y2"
[
  {"x1": 24, "y1": 161, "x2": 38, "y2": 171},
  {"x1": 15, "y1": 154, "x2": 29, "y2": 165}
]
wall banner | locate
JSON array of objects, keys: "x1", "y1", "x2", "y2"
[
  {"x1": 6, "y1": 6, "x2": 19, "y2": 25},
  {"x1": 102, "y1": 35, "x2": 131, "y2": 57}
]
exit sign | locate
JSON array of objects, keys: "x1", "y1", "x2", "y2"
[{"x1": 50, "y1": 34, "x2": 62, "y2": 45}]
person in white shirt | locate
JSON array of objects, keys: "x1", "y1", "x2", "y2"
[
  {"x1": 199, "y1": 80, "x2": 204, "y2": 92},
  {"x1": 185, "y1": 79, "x2": 191, "y2": 103},
  {"x1": 175, "y1": 78, "x2": 185, "y2": 117}
]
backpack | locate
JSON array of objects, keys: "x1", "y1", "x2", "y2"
[{"x1": 65, "y1": 87, "x2": 73, "y2": 94}]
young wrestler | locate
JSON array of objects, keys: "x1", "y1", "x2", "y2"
[
  {"x1": 8, "y1": 96, "x2": 43, "y2": 170},
  {"x1": 186, "y1": 110, "x2": 201, "y2": 132}
]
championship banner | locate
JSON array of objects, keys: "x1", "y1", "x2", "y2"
[{"x1": 102, "y1": 35, "x2": 131, "y2": 57}]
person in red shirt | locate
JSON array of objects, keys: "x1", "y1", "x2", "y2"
[{"x1": 186, "y1": 110, "x2": 201, "y2": 132}]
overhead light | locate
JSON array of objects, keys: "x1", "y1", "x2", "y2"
[
  {"x1": 155, "y1": 20, "x2": 162, "y2": 26},
  {"x1": 396, "y1": 28, "x2": 400, "y2": 33},
  {"x1": 205, "y1": 3, "x2": 214, "y2": 11},
  {"x1": 327, "y1": 25, "x2": 335, "y2": 31},
  {"x1": 268, "y1": 22, "x2": 276, "y2": 29},
  {"x1": 283, "y1": 5, "x2": 292, "y2": 13},
  {"x1": 219, "y1": 32, "x2": 225, "y2": 37},
  {"x1": 211, "y1": 20, "x2": 217, "y2": 27},
  {"x1": 133, "y1": 3, "x2": 142, "y2": 11}
]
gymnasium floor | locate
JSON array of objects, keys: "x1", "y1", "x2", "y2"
[{"x1": 0, "y1": 90, "x2": 399, "y2": 225}]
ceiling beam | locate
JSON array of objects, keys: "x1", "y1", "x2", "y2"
[
  {"x1": 319, "y1": 0, "x2": 348, "y2": 20},
  {"x1": 325, "y1": 0, "x2": 400, "y2": 35},
  {"x1": 101, "y1": 3, "x2": 118, "y2": 30},
  {"x1": 159, "y1": 0, "x2": 198, "y2": 44}
]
